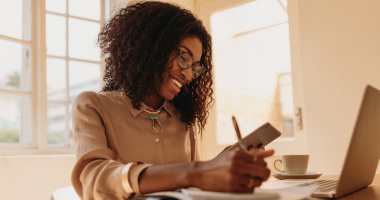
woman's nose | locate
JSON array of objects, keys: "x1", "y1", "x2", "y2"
[{"x1": 181, "y1": 66, "x2": 193, "y2": 81}]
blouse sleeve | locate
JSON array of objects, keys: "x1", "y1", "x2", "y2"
[{"x1": 71, "y1": 92, "x2": 151, "y2": 199}]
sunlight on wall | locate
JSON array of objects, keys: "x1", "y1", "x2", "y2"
[{"x1": 211, "y1": 0, "x2": 294, "y2": 145}]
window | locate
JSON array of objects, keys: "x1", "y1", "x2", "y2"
[
  {"x1": 0, "y1": 0, "x2": 33, "y2": 146},
  {"x1": 211, "y1": 0, "x2": 294, "y2": 145},
  {"x1": 45, "y1": 0, "x2": 103, "y2": 146},
  {"x1": 0, "y1": 0, "x2": 110, "y2": 154}
]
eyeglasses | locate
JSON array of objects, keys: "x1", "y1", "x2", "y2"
[{"x1": 176, "y1": 48, "x2": 204, "y2": 79}]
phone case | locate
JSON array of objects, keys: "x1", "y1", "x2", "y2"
[{"x1": 227, "y1": 122, "x2": 281, "y2": 151}]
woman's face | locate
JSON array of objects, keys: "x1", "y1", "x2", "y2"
[{"x1": 158, "y1": 36, "x2": 203, "y2": 100}]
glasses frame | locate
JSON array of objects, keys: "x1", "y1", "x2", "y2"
[{"x1": 176, "y1": 48, "x2": 204, "y2": 79}]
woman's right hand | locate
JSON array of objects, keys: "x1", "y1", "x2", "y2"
[{"x1": 189, "y1": 149, "x2": 274, "y2": 193}]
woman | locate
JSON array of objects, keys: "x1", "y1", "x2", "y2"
[{"x1": 71, "y1": 1, "x2": 274, "y2": 199}]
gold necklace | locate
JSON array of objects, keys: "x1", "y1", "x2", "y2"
[{"x1": 144, "y1": 108, "x2": 163, "y2": 133}]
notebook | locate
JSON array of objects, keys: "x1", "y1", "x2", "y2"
[{"x1": 135, "y1": 187, "x2": 279, "y2": 200}]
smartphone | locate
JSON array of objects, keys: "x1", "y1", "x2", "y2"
[{"x1": 227, "y1": 122, "x2": 281, "y2": 151}]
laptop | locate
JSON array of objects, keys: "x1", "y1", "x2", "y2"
[{"x1": 264, "y1": 85, "x2": 380, "y2": 198}]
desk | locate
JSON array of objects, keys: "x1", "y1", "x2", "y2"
[{"x1": 269, "y1": 174, "x2": 380, "y2": 199}]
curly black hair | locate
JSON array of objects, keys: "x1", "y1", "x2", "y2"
[{"x1": 98, "y1": 1, "x2": 213, "y2": 132}]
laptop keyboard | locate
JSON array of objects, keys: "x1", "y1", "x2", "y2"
[{"x1": 294, "y1": 180, "x2": 339, "y2": 193}]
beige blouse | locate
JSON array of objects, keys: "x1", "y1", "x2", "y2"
[{"x1": 71, "y1": 91, "x2": 200, "y2": 200}]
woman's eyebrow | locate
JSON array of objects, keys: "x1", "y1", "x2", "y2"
[
  {"x1": 179, "y1": 45, "x2": 193, "y2": 57},
  {"x1": 179, "y1": 45, "x2": 201, "y2": 64}
]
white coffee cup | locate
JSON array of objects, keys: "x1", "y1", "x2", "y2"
[{"x1": 274, "y1": 155, "x2": 309, "y2": 175}]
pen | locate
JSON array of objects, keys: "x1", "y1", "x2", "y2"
[{"x1": 232, "y1": 116, "x2": 247, "y2": 151}]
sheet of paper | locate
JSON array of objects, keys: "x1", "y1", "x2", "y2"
[
  {"x1": 140, "y1": 191, "x2": 190, "y2": 200},
  {"x1": 139, "y1": 182, "x2": 317, "y2": 200},
  {"x1": 261, "y1": 178, "x2": 317, "y2": 189},
  {"x1": 182, "y1": 188, "x2": 280, "y2": 200},
  {"x1": 256, "y1": 185, "x2": 318, "y2": 200}
]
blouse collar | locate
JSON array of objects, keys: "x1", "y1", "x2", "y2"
[{"x1": 120, "y1": 92, "x2": 175, "y2": 118}]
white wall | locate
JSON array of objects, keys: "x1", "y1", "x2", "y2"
[
  {"x1": 0, "y1": 155, "x2": 76, "y2": 200},
  {"x1": 291, "y1": 0, "x2": 380, "y2": 174}
]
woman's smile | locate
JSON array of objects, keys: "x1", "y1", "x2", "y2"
[{"x1": 170, "y1": 77, "x2": 182, "y2": 93}]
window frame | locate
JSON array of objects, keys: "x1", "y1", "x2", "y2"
[{"x1": 0, "y1": 0, "x2": 110, "y2": 155}]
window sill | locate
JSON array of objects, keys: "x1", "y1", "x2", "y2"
[{"x1": 0, "y1": 147, "x2": 74, "y2": 156}]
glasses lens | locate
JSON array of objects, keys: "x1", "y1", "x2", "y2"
[
  {"x1": 192, "y1": 65, "x2": 204, "y2": 78},
  {"x1": 179, "y1": 52, "x2": 193, "y2": 69}
]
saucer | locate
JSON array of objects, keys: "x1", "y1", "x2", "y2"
[{"x1": 272, "y1": 171, "x2": 323, "y2": 180}]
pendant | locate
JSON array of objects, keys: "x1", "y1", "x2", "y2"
[{"x1": 150, "y1": 115, "x2": 163, "y2": 133}]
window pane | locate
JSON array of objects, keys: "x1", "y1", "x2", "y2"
[
  {"x1": 105, "y1": 0, "x2": 110, "y2": 21},
  {"x1": 47, "y1": 58, "x2": 67, "y2": 101},
  {"x1": 0, "y1": 94, "x2": 31, "y2": 144},
  {"x1": 46, "y1": 0, "x2": 66, "y2": 14},
  {"x1": 211, "y1": 0, "x2": 288, "y2": 36},
  {"x1": 69, "y1": 0, "x2": 100, "y2": 20},
  {"x1": 238, "y1": 24, "x2": 291, "y2": 73},
  {"x1": 46, "y1": 14, "x2": 66, "y2": 57},
  {"x1": 69, "y1": 61, "x2": 101, "y2": 101},
  {"x1": 279, "y1": 0, "x2": 287, "y2": 8},
  {"x1": 0, "y1": 0, "x2": 31, "y2": 40},
  {"x1": 278, "y1": 73, "x2": 294, "y2": 137},
  {"x1": 69, "y1": 104, "x2": 73, "y2": 146},
  {"x1": 0, "y1": 39, "x2": 32, "y2": 92},
  {"x1": 68, "y1": 18, "x2": 100, "y2": 61},
  {"x1": 211, "y1": 2, "x2": 294, "y2": 145},
  {"x1": 47, "y1": 103, "x2": 66, "y2": 145}
]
